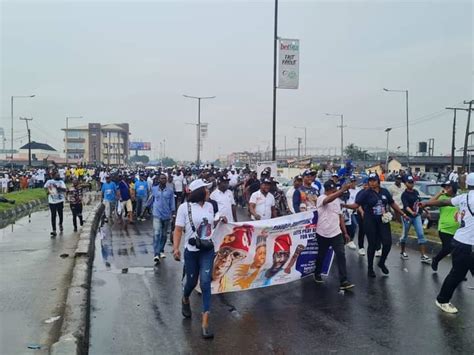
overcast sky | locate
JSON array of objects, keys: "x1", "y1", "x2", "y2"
[{"x1": 1, "y1": 0, "x2": 472, "y2": 162}]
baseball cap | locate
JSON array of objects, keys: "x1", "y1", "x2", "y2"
[
  {"x1": 406, "y1": 176, "x2": 415, "y2": 183},
  {"x1": 441, "y1": 180, "x2": 458, "y2": 193},
  {"x1": 331, "y1": 173, "x2": 339, "y2": 178},
  {"x1": 302, "y1": 169, "x2": 315, "y2": 177},
  {"x1": 216, "y1": 176, "x2": 230, "y2": 184},
  {"x1": 294, "y1": 175, "x2": 303, "y2": 181},
  {"x1": 324, "y1": 180, "x2": 337, "y2": 191},
  {"x1": 466, "y1": 173, "x2": 474, "y2": 186},
  {"x1": 349, "y1": 175, "x2": 357, "y2": 182},
  {"x1": 261, "y1": 178, "x2": 272, "y2": 184},
  {"x1": 395, "y1": 174, "x2": 402, "y2": 180},
  {"x1": 188, "y1": 179, "x2": 212, "y2": 192},
  {"x1": 368, "y1": 173, "x2": 379, "y2": 181}
]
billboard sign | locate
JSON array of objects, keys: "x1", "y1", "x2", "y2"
[
  {"x1": 278, "y1": 38, "x2": 300, "y2": 89},
  {"x1": 129, "y1": 142, "x2": 151, "y2": 151}
]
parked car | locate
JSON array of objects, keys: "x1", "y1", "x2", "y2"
[{"x1": 420, "y1": 172, "x2": 445, "y2": 183}]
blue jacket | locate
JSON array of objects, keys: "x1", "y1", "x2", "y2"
[{"x1": 151, "y1": 185, "x2": 175, "y2": 220}]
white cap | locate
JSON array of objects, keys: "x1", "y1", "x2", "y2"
[
  {"x1": 188, "y1": 179, "x2": 212, "y2": 192},
  {"x1": 467, "y1": 172, "x2": 474, "y2": 186}
]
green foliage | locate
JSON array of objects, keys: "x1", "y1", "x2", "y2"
[
  {"x1": 161, "y1": 157, "x2": 176, "y2": 167},
  {"x1": 344, "y1": 143, "x2": 372, "y2": 160},
  {"x1": 0, "y1": 188, "x2": 47, "y2": 212},
  {"x1": 129, "y1": 155, "x2": 150, "y2": 164}
]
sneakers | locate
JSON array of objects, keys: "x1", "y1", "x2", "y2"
[
  {"x1": 160, "y1": 252, "x2": 166, "y2": 259},
  {"x1": 435, "y1": 300, "x2": 458, "y2": 314},
  {"x1": 346, "y1": 241, "x2": 357, "y2": 250},
  {"x1": 104, "y1": 217, "x2": 109, "y2": 223},
  {"x1": 358, "y1": 248, "x2": 366, "y2": 256},
  {"x1": 421, "y1": 255, "x2": 432, "y2": 264},
  {"x1": 59, "y1": 224, "x2": 64, "y2": 232},
  {"x1": 400, "y1": 252, "x2": 409, "y2": 260},
  {"x1": 50, "y1": 231, "x2": 57, "y2": 238},
  {"x1": 313, "y1": 274, "x2": 324, "y2": 283},
  {"x1": 377, "y1": 262, "x2": 389, "y2": 275},
  {"x1": 153, "y1": 256, "x2": 161, "y2": 265},
  {"x1": 73, "y1": 227, "x2": 78, "y2": 232},
  {"x1": 367, "y1": 269, "x2": 376, "y2": 278},
  {"x1": 339, "y1": 280, "x2": 355, "y2": 290},
  {"x1": 375, "y1": 249, "x2": 382, "y2": 257},
  {"x1": 431, "y1": 259, "x2": 439, "y2": 272}
]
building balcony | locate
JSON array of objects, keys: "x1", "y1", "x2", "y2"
[{"x1": 65, "y1": 137, "x2": 86, "y2": 143}]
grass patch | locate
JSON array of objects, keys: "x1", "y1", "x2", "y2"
[
  {"x1": 0, "y1": 188, "x2": 47, "y2": 213},
  {"x1": 390, "y1": 221, "x2": 440, "y2": 244}
]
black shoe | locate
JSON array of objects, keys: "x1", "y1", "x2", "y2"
[
  {"x1": 377, "y1": 262, "x2": 389, "y2": 275},
  {"x1": 182, "y1": 299, "x2": 191, "y2": 318},
  {"x1": 50, "y1": 231, "x2": 57, "y2": 238},
  {"x1": 313, "y1": 274, "x2": 324, "y2": 283},
  {"x1": 368, "y1": 269, "x2": 376, "y2": 278},
  {"x1": 80, "y1": 220, "x2": 84, "y2": 227},
  {"x1": 59, "y1": 225, "x2": 64, "y2": 232},
  {"x1": 340, "y1": 280, "x2": 355, "y2": 290},
  {"x1": 153, "y1": 256, "x2": 161, "y2": 265},
  {"x1": 201, "y1": 326, "x2": 214, "y2": 340},
  {"x1": 431, "y1": 259, "x2": 438, "y2": 272},
  {"x1": 73, "y1": 227, "x2": 78, "y2": 232}
]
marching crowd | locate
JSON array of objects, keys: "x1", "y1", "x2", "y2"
[{"x1": 4, "y1": 161, "x2": 471, "y2": 339}]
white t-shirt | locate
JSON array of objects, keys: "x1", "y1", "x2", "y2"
[
  {"x1": 210, "y1": 189, "x2": 236, "y2": 222},
  {"x1": 451, "y1": 192, "x2": 474, "y2": 245},
  {"x1": 44, "y1": 179, "x2": 67, "y2": 204},
  {"x1": 99, "y1": 171, "x2": 107, "y2": 183},
  {"x1": 249, "y1": 190, "x2": 275, "y2": 220},
  {"x1": 175, "y1": 202, "x2": 215, "y2": 252},
  {"x1": 58, "y1": 168, "x2": 66, "y2": 179},
  {"x1": 316, "y1": 194, "x2": 342, "y2": 238},
  {"x1": 1, "y1": 177, "x2": 9, "y2": 188},
  {"x1": 228, "y1": 172, "x2": 239, "y2": 187},
  {"x1": 286, "y1": 187, "x2": 296, "y2": 214},
  {"x1": 389, "y1": 183, "x2": 404, "y2": 206},
  {"x1": 37, "y1": 169, "x2": 45, "y2": 182},
  {"x1": 173, "y1": 174, "x2": 186, "y2": 193}
]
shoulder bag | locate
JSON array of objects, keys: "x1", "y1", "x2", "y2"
[{"x1": 187, "y1": 203, "x2": 214, "y2": 251}]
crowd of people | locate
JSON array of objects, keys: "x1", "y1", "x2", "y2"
[{"x1": 2, "y1": 161, "x2": 471, "y2": 339}]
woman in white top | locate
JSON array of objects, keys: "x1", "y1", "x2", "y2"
[{"x1": 173, "y1": 179, "x2": 226, "y2": 339}]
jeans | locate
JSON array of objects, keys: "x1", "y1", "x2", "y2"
[
  {"x1": 70, "y1": 203, "x2": 83, "y2": 229},
  {"x1": 136, "y1": 195, "x2": 148, "y2": 217},
  {"x1": 437, "y1": 240, "x2": 474, "y2": 303},
  {"x1": 315, "y1": 234, "x2": 348, "y2": 283},
  {"x1": 183, "y1": 248, "x2": 214, "y2": 313},
  {"x1": 104, "y1": 200, "x2": 116, "y2": 219},
  {"x1": 433, "y1": 231, "x2": 454, "y2": 264},
  {"x1": 347, "y1": 214, "x2": 358, "y2": 241},
  {"x1": 364, "y1": 216, "x2": 392, "y2": 270},
  {"x1": 400, "y1": 215, "x2": 426, "y2": 245},
  {"x1": 153, "y1": 218, "x2": 171, "y2": 256},
  {"x1": 49, "y1": 202, "x2": 64, "y2": 231}
]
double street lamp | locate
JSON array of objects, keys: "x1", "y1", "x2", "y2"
[
  {"x1": 11, "y1": 95, "x2": 35, "y2": 159},
  {"x1": 325, "y1": 113, "x2": 345, "y2": 164},
  {"x1": 183, "y1": 95, "x2": 215, "y2": 166},
  {"x1": 383, "y1": 88, "x2": 409, "y2": 168}
]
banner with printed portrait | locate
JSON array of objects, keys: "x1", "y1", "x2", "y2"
[{"x1": 210, "y1": 211, "x2": 334, "y2": 294}]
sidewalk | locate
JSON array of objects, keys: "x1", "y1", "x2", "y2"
[
  {"x1": 0, "y1": 198, "x2": 96, "y2": 354},
  {"x1": 89, "y1": 211, "x2": 474, "y2": 354}
]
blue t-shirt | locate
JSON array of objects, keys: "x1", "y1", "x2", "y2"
[
  {"x1": 135, "y1": 180, "x2": 148, "y2": 198},
  {"x1": 118, "y1": 181, "x2": 131, "y2": 201},
  {"x1": 101, "y1": 181, "x2": 117, "y2": 202}
]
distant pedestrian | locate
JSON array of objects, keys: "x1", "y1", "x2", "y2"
[
  {"x1": 44, "y1": 171, "x2": 67, "y2": 237},
  {"x1": 101, "y1": 175, "x2": 118, "y2": 223},
  {"x1": 67, "y1": 179, "x2": 84, "y2": 232},
  {"x1": 134, "y1": 173, "x2": 149, "y2": 221}
]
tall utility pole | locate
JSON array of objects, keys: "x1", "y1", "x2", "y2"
[
  {"x1": 462, "y1": 100, "x2": 474, "y2": 171},
  {"x1": 19, "y1": 117, "x2": 33, "y2": 167},
  {"x1": 65, "y1": 116, "x2": 83, "y2": 165},
  {"x1": 272, "y1": 0, "x2": 279, "y2": 161},
  {"x1": 325, "y1": 113, "x2": 345, "y2": 164},
  {"x1": 385, "y1": 128, "x2": 392, "y2": 170},
  {"x1": 294, "y1": 126, "x2": 307, "y2": 156},
  {"x1": 297, "y1": 137, "x2": 302, "y2": 160},
  {"x1": 383, "y1": 88, "x2": 409, "y2": 168},
  {"x1": 11, "y1": 95, "x2": 35, "y2": 159},
  {"x1": 183, "y1": 95, "x2": 215, "y2": 166}
]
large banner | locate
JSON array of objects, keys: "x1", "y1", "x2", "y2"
[
  {"x1": 256, "y1": 161, "x2": 278, "y2": 178},
  {"x1": 129, "y1": 141, "x2": 151, "y2": 151},
  {"x1": 278, "y1": 38, "x2": 300, "y2": 89},
  {"x1": 210, "y1": 211, "x2": 333, "y2": 294}
]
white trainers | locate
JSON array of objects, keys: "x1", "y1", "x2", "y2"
[
  {"x1": 375, "y1": 249, "x2": 382, "y2": 257},
  {"x1": 400, "y1": 252, "x2": 409, "y2": 260},
  {"x1": 435, "y1": 300, "x2": 458, "y2": 314},
  {"x1": 160, "y1": 252, "x2": 166, "y2": 259},
  {"x1": 358, "y1": 248, "x2": 366, "y2": 256},
  {"x1": 347, "y1": 241, "x2": 357, "y2": 250},
  {"x1": 421, "y1": 255, "x2": 432, "y2": 264}
]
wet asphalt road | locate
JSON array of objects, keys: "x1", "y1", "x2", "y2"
[
  {"x1": 0, "y1": 205, "x2": 94, "y2": 355},
  {"x1": 89, "y1": 210, "x2": 474, "y2": 355}
]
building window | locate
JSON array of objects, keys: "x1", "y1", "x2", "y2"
[
  {"x1": 67, "y1": 142, "x2": 85, "y2": 149},
  {"x1": 67, "y1": 131, "x2": 86, "y2": 139}
]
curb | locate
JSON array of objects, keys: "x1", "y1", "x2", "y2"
[
  {"x1": 0, "y1": 197, "x2": 47, "y2": 221},
  {"x1": 50, "y1": 201, "x2": 104, "y2": 355}
]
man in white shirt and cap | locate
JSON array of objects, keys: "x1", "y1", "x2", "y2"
[
  {"x1": 249, "y1": 178, "x2": 276, "y2": 220},
  {"x1": 210, "y1": 176, "x2": 237, "y2": 223},
  {"x1": 422, "y1": 172, "x2": 474, "y2": 314}
]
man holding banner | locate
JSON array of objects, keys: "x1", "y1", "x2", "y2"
[{"x1": 314, "y1": 180, "x2": 355, "y2": 290}]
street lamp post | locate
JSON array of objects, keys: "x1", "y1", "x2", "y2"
[
  {"x1": 65, "y1": 116, "x2": 83, "y2": 165},
  {"x1": 383, "y1": 88, "x2": 409, "y2": 169},
  {"x1": 325, "y1": 113, "x2": 344, "y2": 164},
  {"x1": 183, "y1": 95, "x2": 215, "y2": 166},
  {"x1": 10, "y1": 95, "x2": 35, "y2": 159},
  {"x1": 294, "y1": 126, "x2": 307, "y2": 156},
  {"x1": 385, "y1": 127, "x2": 392, "y2": 171}
]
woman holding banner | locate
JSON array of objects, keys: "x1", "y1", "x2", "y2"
[{"x1": 172, "y1": 179, "x2": 226, "y2": 340}]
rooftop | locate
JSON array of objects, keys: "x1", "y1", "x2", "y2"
[{"x1": 19, "y1": 141, "x2": 57, "y2": 151}]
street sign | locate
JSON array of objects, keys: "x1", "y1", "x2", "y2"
[{"x1": 278, "y1": 38, "x2": 300, "y2": 89}]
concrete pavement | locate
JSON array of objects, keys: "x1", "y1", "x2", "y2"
[
  {"x1": 0, "y1": 200, "x2": 96, "y2": 354},
  {"x1": 89, "y1": 209, "x2": 474, "y2": 354}
]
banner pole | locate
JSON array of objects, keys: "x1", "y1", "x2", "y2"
[{"x1": 272, "y1": 0, "x2": 278, "y2": 161}]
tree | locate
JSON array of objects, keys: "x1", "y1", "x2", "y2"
[
  {"x1": 129, "y1": 155, "x2": 150, "y2": 164},
  {"x1": 344, "y1": 143, "x2": 372, "y2": 160},
  {"x1": 161, "y1": 157, "x2": 176, "y2": 167}
]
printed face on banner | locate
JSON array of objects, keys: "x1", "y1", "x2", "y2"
[{"x1": 210, "y1": 211, "x2": 333, "y2": 294}]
